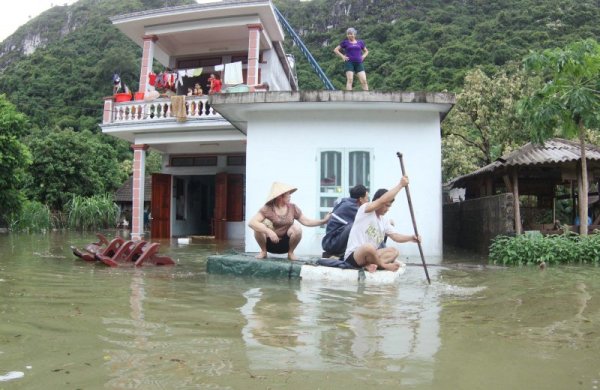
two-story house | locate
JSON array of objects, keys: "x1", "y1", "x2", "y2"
[
  {"x1": 101, "y1": 0, "x2": 455, "y2": 260},
  {"x1": 101, "y1": 0, "x2": 296, "y2": 242}
]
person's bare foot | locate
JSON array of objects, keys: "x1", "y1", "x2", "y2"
[
  {"x1": 365, "y1": 264, "x2": 377, "y2": 273},
  {"x1": 382, "y1": 262, "x2": 400, "y2": 272},
  {"x1": 255, "y1": 251, "x2": 267, "y2": 259},
  {"x1": 288, "y1": 252, "x2": 298, "y2": 261}
]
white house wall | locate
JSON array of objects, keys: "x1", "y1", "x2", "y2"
[
  {"x1": 245, "y1": 109, "x2": 442, "y2": 260},
  {"x1": 261, "y1": 49, "x2": 292, "y2": 91}
]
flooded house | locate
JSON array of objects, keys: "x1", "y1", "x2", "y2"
[{"x1": 101, "y1": 0, "x2": 455, "y2": 259}]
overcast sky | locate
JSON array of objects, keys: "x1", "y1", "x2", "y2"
[
  {"x1": 0, "y1": 1, "x2": 79, "y2": 42},
  {"x1": 0, "y1": 1, "x2": 222, "y2": 42}
]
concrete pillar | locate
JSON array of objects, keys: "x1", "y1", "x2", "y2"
[
  {"x1": 131, "y1": 144, "x2": 149, "y2": 241},
  {"x1": 246, "y1": 24, "x2": 262, "y2": 86},
  {"x1": 102, "y1": 97, "x2": 114, "y2": 124},
  {"x1": 139, "y1": 35, "x2": 158, "y2": 93}
]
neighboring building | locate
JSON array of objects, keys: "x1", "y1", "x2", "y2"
[
  {"x1": 114, "y1": 176, "x2": 152, "y2": 227},
  {"x1": 444, "y1": 138, "x2": 600, "y2": 253},
  {"x1": 101, "y1": 0, "x2": 455, "y2": 259}
]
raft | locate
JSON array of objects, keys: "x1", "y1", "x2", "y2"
[{"x1": 206, "y1": 253, "x2": 406, "y2": 284}]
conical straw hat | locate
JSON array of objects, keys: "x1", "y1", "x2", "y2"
[{"x1": 265, "y1": 182, "x2": 297, "y2": 203}]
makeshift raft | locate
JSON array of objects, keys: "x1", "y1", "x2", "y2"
[{"x1": 206, "y1": 253, "x2": 405, "y2": 284}]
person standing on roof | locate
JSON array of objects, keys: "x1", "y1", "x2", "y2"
[
  {"x1": 333, "y1": 27, "x2": 369, "y2": 91},
  {"x1": 321, "y1": 184, "x2": 370, "y2": 258}
]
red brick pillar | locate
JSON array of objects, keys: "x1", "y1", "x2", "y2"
[
  {"x1": 131, "y1": 144, "x2": 149, "y2": 241},
  {"x1": 138, "y1": 35, "x2": 158, "y2": 93},
  {"x1": 246, "y1": 24, "x2": 262, "y2": 86}
]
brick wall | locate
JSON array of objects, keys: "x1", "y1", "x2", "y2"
[{"x1": 443, "y1": 193, "x2": 515, "y2": 254}]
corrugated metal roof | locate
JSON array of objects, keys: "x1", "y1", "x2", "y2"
[
  {"x1": 447, "y1": 138, "x2": 600, "y2": 188},
  {"x1": 114, "y1": 176, "x2": 152, "y2": 202}
]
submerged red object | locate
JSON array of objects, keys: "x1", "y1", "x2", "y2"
[
  {"x1": 71, "y1": 233, "x2": 175, "y2": 267},
  {"x1": 71, "y1": 233, "x2": 123, "y2": 261}
]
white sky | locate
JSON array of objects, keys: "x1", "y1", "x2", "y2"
[
  {"x1": 0, "y1": 1, "x2": 79, "y2": 42},
  {"x1": 0, "y1": 1, "x2": 218, "y2": 42}
]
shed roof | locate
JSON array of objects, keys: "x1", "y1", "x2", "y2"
[
  {"x1": 447, "y1": 138, "x2": 600, "y2": 189},
  {"x1": 114, "y1": 176, "x2": 152, "y2": 202}
]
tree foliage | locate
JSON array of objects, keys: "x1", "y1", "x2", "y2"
[
  {"x1": 24, "y1": 128, "x2": 127, "y2": 210},
  {"x1": 519, "y1": 38, "x2": 600, "y2": 235},
  {"x1": 441, "y1": 65, "x2": 534, "y2": 180},
  {"x1": 0, "y1": 95, "x2": 31, "y2": 225}
]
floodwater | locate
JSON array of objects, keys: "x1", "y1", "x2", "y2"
[{"x1": 1, "y1": 232, "x2": 599, "y2": 390}]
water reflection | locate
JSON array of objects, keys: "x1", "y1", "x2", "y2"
[
  {"x1": 240, "y1": 271, "x2": 442, "y2": 386},
  {"x1": 101, "y1": 271, "x2": 151, "y2": 388}
]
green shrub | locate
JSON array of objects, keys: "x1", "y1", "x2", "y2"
[
  {"x1": 65, "y1": 194, "x2": 119, "y2": 231},
  {"x1": 7, "y1": 200, "x2": 51, "y2": 233},
  {"x1": 489, "y1": 230, "x2": 600, "y2": 266}
]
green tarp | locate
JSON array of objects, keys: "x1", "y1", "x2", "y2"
[{"x1": 207, "y1": 253, "x2": 314, "y2": 279}]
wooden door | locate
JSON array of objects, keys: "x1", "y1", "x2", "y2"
[
  {"x1": 214, "y1": 172, "x2": 228, "y2": 239},
  {"x1": 151, "y1": 173, "x2": 171, "y2": 239},
  {"x1": 227, "y1": 174, "x2": 244, "y2": 221}
]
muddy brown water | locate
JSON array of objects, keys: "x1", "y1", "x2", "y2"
[{"x1": 1, "y1": 231, "x2": 599, "y2": 389}]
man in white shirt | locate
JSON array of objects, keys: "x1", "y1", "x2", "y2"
[{"x1": 344, "y1": 176, "x2": 420, "y2": 272}]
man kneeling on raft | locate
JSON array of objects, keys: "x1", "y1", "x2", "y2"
[{"x1": 344, "y1": 176, "x2": 420, "y2": 272}]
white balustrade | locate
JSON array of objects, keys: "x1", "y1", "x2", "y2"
[{"x1": 110, "y1": 96, "x2": 221, "y2": 124}]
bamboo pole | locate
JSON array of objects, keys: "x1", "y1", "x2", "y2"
[{"x1": 396, "y1": 152, "x2": 430, "y2": 284}]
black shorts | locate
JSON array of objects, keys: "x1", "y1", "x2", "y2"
[
  {"x1": 266, "y1": 235, "x2": 290, "y2": 254},
  {"x1": 344, "y1": 252, "x2": 361, "y2": 268}
]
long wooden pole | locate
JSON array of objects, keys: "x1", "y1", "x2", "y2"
[{"x1": 397, "y1": 152, "x2": 431, "y2": 284}]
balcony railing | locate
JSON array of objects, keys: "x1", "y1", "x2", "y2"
[{"x1": 106, "y1": 96, "x2": 222, "y2": 124}]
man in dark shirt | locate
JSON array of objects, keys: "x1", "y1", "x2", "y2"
[{"x1": 321, "y1": 184, "x2": 369, "y2": 258}]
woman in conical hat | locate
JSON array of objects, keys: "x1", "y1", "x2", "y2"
[{"x1": 249, "y1": 182, "x2": 330, "y2": 260}]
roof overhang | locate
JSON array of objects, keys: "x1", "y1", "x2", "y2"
[
  {"x1": 100, "y1": 118, "x2": 246, "y2": 154},
  {"x1": 111, "y1": 1, "x2": 284, "y2": 65},
  {"x1": 209, "y1": 91, "x2": 456, "y2": 133}
]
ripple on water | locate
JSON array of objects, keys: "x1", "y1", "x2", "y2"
[{"x1": 437, "y1": 283, "x2": 488, "y2": 297}]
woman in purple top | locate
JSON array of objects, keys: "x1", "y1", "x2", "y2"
[{"x1": 333, "y1": 27, "x2": 369, "y2": 91}]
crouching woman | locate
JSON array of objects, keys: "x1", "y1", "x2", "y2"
[{"x1": 249, "y1": 182, "x2": 330, "y2": 260}]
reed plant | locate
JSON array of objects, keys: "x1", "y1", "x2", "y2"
[
  {"x1": 8, "y1": 200, "x2": 52, "y2": 233},
  {"x1": 66, "y1": 194, "x2": 119, "y2": 231}
]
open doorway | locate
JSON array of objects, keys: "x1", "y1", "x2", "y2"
[{"x1": 170, "y1": 175, "x2": 215, "y2": 237}]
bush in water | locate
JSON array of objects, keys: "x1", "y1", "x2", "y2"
[{"x1": 489, "y1": 230, "x2": 600, "y2": 266}]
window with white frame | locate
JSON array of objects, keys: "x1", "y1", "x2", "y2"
[{"x1": 318, "y1": 149, "x2": 372, "y2": 220}]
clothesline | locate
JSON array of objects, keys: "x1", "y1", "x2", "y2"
[{"x1": 148, "y1": 61, "x2": 246, "y2": 90}]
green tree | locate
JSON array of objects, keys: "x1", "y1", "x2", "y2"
[
  {"x1": 519, "y1": 39, "x2": 600, "y2": 235},
  {"x1": 25, "y1": 128, "x2": 127, "y2": 210},
  {"x1": 0, "y1": 95, "x2": 31, "y2": 226},
  {"x1": 442, "y1": 65, "x2": 532, "y2": 180}
]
